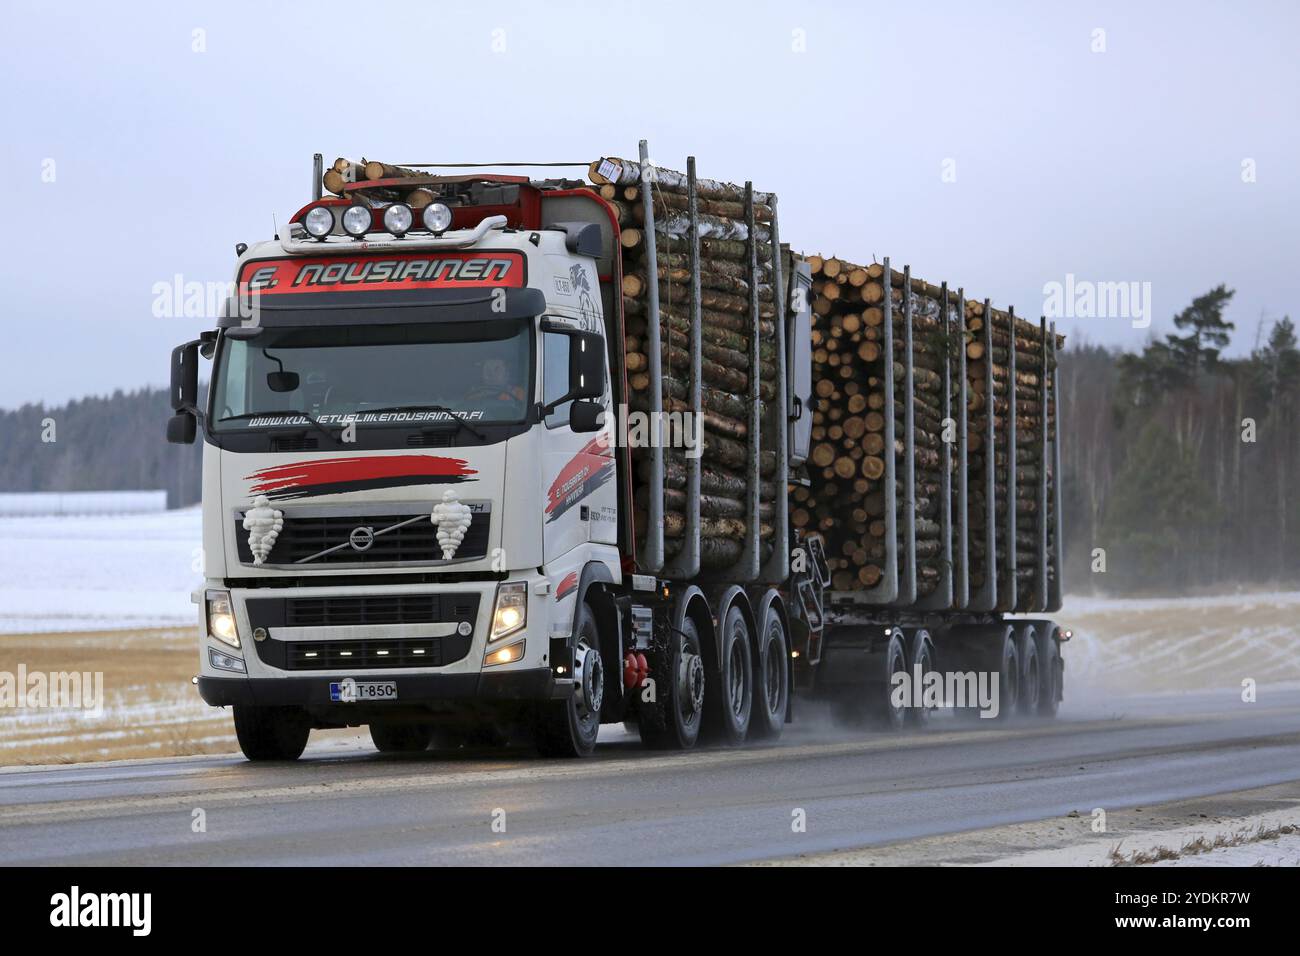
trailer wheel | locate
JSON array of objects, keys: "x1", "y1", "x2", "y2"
[
  {"x1": 877, "y1": 628, "x2": 909, "y2": 731},
  {"x1": 1016, "y1": 625, "x2": 1041, "y2": 717},
  {"x1": 905, "y1": 629, "x2": 937, "y2": 729},
  {"x1": 1036, "y1": 625, "x2": 1062, "y2": 718},
  {"x1": 232, "y1": 705, "x2": 310, "y2": 761},
  {"x1": 705, "y1": 604, "x2": 754, "y2": 745},
  {"x1": 369, "y1": 722, "x2": 432, "y2": 754},
  {"x1": 993, "y1": 629, "x2": 1020, "y2": 722},
  {"x1": 535, "y1": 601, "x2": 603, "y2": 758},
  {"x1": 638, "y1": 615, "x2": 705, "y2": 750},
  {"x1": 750, "y1": 602, "x2": 789, "y2": 740}
]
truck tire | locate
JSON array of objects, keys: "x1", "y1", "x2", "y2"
[
  {"x1": 1036, "y1": 624, "x2": 1062, "y2": 718},
  {"x1": 233, "y1": 705, "x2": 310, "y2": 761},
  {"x1": 876, "y1": 628, "x2": 909, "y2": 731},
  {"x1": 992, "y1": 628, "x2": 1020, "y2": 722},
  {"x1": 750, "y1": 602, "x2": 789, "y2": 739},
  {"x1": 1016, "y1": 624, "x2": 1041, "y2": 717},
  {"x1": 705, "y1": 604, "x2": 753, "y2": 745},
  {"x1": 370, "y1": 722, "x2": 432, "y2": 753},
  {"x1": 905, "y1": 628, "x2": 936, "y2": 729},
  {"x1": 638, "y1": 615, "x2": 705, "y2": 750},
  {"x1": 535, "y1": 601, "x2": 602, "y2": 758}
]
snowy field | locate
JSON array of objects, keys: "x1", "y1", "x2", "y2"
[{"x1": 0, "y1": 508, "x2": 202, "y2": 634}]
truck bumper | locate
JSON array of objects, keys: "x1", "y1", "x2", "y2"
[{"x1": 198, "y1": 667, "x2": 562, "y2": 708}]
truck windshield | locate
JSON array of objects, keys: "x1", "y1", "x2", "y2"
[{"x1": 210, "y1": 319, "x2": 531, "y2": 431}]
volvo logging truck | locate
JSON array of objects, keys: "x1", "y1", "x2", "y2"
[{"x1": 168, "y1": 146, "x2": 1068, "y2": 760}]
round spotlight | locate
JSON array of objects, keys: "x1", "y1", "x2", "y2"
[
  {"x1": 342, "y1": 204, "x2": 372, "y2": 238},
  {"x1": 303, "y1": 206, "x2": 335, "y2": 239},
  {"x1": 383, "y1": 203, "x2": 413, "y2": 237},
  {"x1": 422, "y1": 202, "x2": 453, "y2": 234}
]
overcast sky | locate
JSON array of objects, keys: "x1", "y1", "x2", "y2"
[{"x1": 2, "y1": 0, "x2": 1297, "y2": 408}]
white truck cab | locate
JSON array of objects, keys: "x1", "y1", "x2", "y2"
[{"x1": 170, "y1": 179, "x2": 630, "y2": 758}]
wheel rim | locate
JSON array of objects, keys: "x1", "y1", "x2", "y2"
[
  {"x1": 677, "y1": 629, "x2": 705, "y2": 725},
  {"x1": 728, "y1": 630, "x2": 748, "y2": 717},
  {"x1": 573, "y1": 637, "x2": 603, "y2": 730},
  {"x1": 913, "y1": 641, "x2": 935, "y2": 723},
  {"x1": 1024, "y1": 650, "x2": 1040, "y2": 710},
  {"x1": 764, "y1": 628, "x2": 784, "y2": 713}
]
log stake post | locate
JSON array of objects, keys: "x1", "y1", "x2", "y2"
[
  {"x1": 858, "y1": 258, "x2": 898, "y2": 603},
  {"x1": 637, "y1": 139, "x2": 664, "y2": 572},
  {"x1": 969, "y1": 299, "x2": 997, "y2": 612},
  {"x1": 1001, "y1": 306, "x2": 1019, "y2": 612},
  {"x1": 759, "y1": 203, "x2": 789, "y2": 582},
  {"x1": 915, "y1": 282, "x2": 953, "y2": 610},
  {"x1": 312, "y1": 153, "x2": 323, "y2": 202},
  {"x1": 1036, "y1": 315, "x2": 1050, "y2": 612},
  {"x1": 895, "y1": 265, "x2": 917, "y2": 607},
  {"x1": 1048, "y1": 321, "x2": 1064, "y2": 613},
  {"x1": 725, "y1": 181, "x2": 762, "y2": 581},
  {"x1": 662, "y1": 157, "x2": 702, "y2": 577},
  {"x1": 955, "y1": 288, "x2": 969, "y2": 609}
]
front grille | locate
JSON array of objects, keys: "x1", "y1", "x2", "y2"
[
  {"x1": 246, "y1": 593, "x2": 480, "y2": 630},
  {"x1": 234, "y1": 509, "x2": 490, "y2": 566},
  {"x1": 285, "y1": 634, "x2": 471, "y2": 670},
  {"x1": 285, "y1": 594, "x2": 479, "y2": 627}
]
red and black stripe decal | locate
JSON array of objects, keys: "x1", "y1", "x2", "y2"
[
  {"x1": 246, "y1": 455, "x2": 477, "y2": 502},
  {"x1": 544, "y1": 436, "x2": 615, "y2": 524},
  {"x1": 555, "y1": 571, "x2": 579, "y2": 602}
]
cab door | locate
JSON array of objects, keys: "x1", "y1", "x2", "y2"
[{"x1": 541, "y1": 324, "x2": 616, "y2": 564}]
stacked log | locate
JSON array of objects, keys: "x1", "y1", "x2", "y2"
[
  {"x1": 791, "y1": 258, "x2": 961, "y2": 593},
  {"x1": 593, "y1": 158, "x2": 779, "y2": 570},
  {"x1": 964, "y1": 301, "x2": 1064, "y2": 610}
]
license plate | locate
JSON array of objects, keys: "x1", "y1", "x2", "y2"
[{"x1": 329, "y1": 680, "x2": 397, "y2": 702}]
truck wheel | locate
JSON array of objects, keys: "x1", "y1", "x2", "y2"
[
  {"x1": 876, "y1": 628, "x2": 909, "y2": 731},
  {"x1": 705, "y1": 604, "x2": 754, "y2": 745},
  {"x1": 1036, "y1": 625, "x2": 1062, "y2": 718},
  {"x1": 370, "y1": 722, "x2": 432, "y2": 753},
  {"x1": 992, "y1": 629, "x2": 1020, "y2": 722},
  {"x1": 750, "y1": 603, "x2": 789, "y2": 739},
  {"x1": 1016, "y1": 625, "x2": 1041, "y2": 717},
  {"x1": 638, "y1": 615, "x2": 705, "y2": 750},
  {"x1": 233, "y1": 705, "x2": 310, "y2": 761},
  {"x1": 535, "y1": 601, "x2": 602, "y2": 758},
  {"x1": 905, "y1": 629, "x2": 936, "y2": 729}
]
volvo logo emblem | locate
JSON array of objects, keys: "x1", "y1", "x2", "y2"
[{"x1": 348, "y1": 526, "x2": 375, "y2": 552}]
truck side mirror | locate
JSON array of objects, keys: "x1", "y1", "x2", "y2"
[
  {"x1": 167, "y1": 411, "x2": 197, "y2": 445},
  {"x1": 171, "y1": 342, "x2": 199, "y2": 412},
  {"x1": 570, "y1": 400, "x2": 604, "y2": 433},
  {"x1": 568, "y1": 330, "x2": 605, "y2": 401}
]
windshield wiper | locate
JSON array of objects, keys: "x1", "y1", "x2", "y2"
[
  {"x1": 217, "y1": 410, "x2": 341, "y2": 444},
  {"x1": 351, "y1": 405, "x2": 486, "y2": 440}
]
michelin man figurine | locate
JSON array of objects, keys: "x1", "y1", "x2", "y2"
[
  {"x1": 431, "y1": 488, "x2": 473, "y2": 560},
  {"x1": 243, "y1": 495, "x2": 284, "y2": 566}
]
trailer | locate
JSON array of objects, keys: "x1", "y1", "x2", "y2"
[{"x1": 168, "y1": 145, "x2": 1068, "y2": 760}]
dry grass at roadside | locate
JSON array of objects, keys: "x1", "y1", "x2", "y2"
[{"x1": 0, "y1": 627, "x2": 236, "y2": 766}]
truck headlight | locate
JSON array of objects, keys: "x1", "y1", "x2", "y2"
[
  {"x1": 490, "y1": 582, "x2": 527, "y2": 641},
  {"x1": 206, "y1": 589, "x2": 240, "y2": 648},
  {"x1": 303, "y1": 205, "x2": 335, "y2": 239},
  {"x1": 342, "y1": 204, "x2": 372, "y2": 237},
  {"x1": 484, "y1": 641, "x2": 524, "y2": 667},
  {"x1": 422, "y1": 202, "x2": 452, "y2": 234},
  {"x1": 383, "y1": 202, "x2": 413, "y2": 237}
]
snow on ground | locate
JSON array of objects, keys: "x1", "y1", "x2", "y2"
[
  {"x1": 0, "y1": 508, "x2": 202, "y2": 634},
  {"x1": 983, "y1": 807, "x2": 1300, "y2": 867}
]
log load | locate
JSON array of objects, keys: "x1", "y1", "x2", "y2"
[{"x1": 595, "y1": 155, "x2": 781, "y2": 571}]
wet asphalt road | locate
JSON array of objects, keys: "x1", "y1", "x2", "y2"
[{"x1": 2, "y1": 686, "x2": 1299, "y2": 865}]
